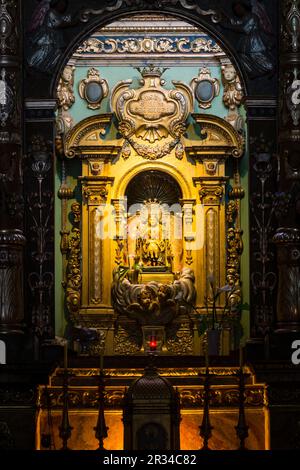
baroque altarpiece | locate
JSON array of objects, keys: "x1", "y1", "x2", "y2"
[
  {"x1": 58, "y1": 16, "x2": 246, "y2": 359},
  {"x1": 34, "y1": 15, "x2": 264, "y2": 450},
  {"x1": 2, "y1": 0, "x2": 300, "y2": 452}
]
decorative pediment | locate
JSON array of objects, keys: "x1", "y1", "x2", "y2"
[
  {"x1": 110, "y1": 65, "x2": 194, "y2": 160},
  {"x1": 63, "y1": 113, "x2": 120, "y2": 158},
  {"x1": 185, "y1": 114, "x2": 244, "y2": 159}
]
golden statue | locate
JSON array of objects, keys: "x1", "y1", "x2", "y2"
[{"x1": 135, "y1": 202, "x2": 173, "y2": 270}]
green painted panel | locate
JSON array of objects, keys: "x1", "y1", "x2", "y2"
[{"x1": 69, "y1": 65, "x2": 229, "y2": 126}]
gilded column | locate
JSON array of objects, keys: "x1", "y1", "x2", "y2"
[
  {"x1": 111, "y1": 198, "x2": 127, "y2": 266},
  {"x1": 273, "y1": 0, "x2": 300, "y2": 332},
  {"x1": 180, "y1": 199, "x2": 196, "y2": 267},
  {"x1": 0, "y1": 1, "x2": 25, "y2": 336}
]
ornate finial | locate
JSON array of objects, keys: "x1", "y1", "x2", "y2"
[{"x1": 135, "y1": 64, "x2": 169, "y2": 78}]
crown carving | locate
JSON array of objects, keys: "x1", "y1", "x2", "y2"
[{"x1": 135, "y1": 64, "x2": 169, "y2": 78}]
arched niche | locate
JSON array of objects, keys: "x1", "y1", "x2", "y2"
[
  {"x1": 52, "y1": 10, "x2": 248, "y2": 356},
  {"x1": 22, "y1": 1, "x2": 279, "y2": 357},
  {"x1": 125, "y1": 170, "x2": 183, "y2": 275}
]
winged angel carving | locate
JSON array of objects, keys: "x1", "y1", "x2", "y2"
[
  {"x1": 220, "y1": 0, "x2": 275, "y2": 78},
  {"x1": 112, "y1": 267, "x2": 196, "y2": 326},
  {"x1": 27, "y1": 0, "x2": 77, "y2": 74}
]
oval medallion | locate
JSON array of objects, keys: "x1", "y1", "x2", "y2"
[
  {"x1": 86, "y1": 82, "x2": 103, "y2": 103},
  {"x1": 195, "y1": 80, "x2": 214, "y2": 103}
]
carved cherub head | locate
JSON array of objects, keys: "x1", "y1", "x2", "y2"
[
  {"x1": 221, "y1": 64, "x2": 243, "y2": 112},
  {"x1": 57, "y1": 65, "x2": 75, "y2": 110},
  {"x1": 61, "y1": 65, "x2": 74, "y2": 85},
  {"x1": 222, "y1": 64, "x2": 237, "y2": 84},
  {"x1": 138, "y1": 287, "x2": 154, "y2": 310},
  {"x1": 157, "y1": 284, "x2": 172, "y2": 303}
]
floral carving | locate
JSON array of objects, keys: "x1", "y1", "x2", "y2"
[
  {"x1": 65, "y1": 203, "x2": 82, "y2": 322},
  {"x1": 76, "y1": 35, "x2": 222, "y2": 55}
]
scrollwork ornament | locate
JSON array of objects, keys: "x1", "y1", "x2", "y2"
[
  {"x1": 79, "y1": 1, "x2": 221, "y2": 24},
  {"x1": 76, "y1": 36, "x2": 222, "y2": 56},
  {"x1": 111, "y1": 66, "x2": 193, "y2": 160}
]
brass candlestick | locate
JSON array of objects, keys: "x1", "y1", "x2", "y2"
[
  {"x1": 59, "y1": 368, "x2": 73, "y2": 451},
  {"x1": 235, "y1": 366, "x2": 249, "y2": 450},
  {"x1": 94, "y1": 366, "x2": 108, "y2": 450},
  {"x1": 199, "y1": 367, "x2": 213, "y2": 450}
]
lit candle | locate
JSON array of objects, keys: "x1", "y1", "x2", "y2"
[
  {"x1": 100, "y1": 354, "x2": 104, "y2": 373},
  {"x1": 239, "y1": 343, "x2": 243, "y2": 369},
  {"x1": 64, "y1": 341, "x2": 68, "y2": 370}
]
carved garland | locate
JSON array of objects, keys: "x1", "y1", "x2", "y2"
[
  {"x1": 127, "y1": 135, "x2": 179, "y2": 160},
  {"x1": 226, "y1": 187, "x2": 245, "y2": 306},
  {"x1": 65, "y1": 203, "x2": 82, "y2": 323}
]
